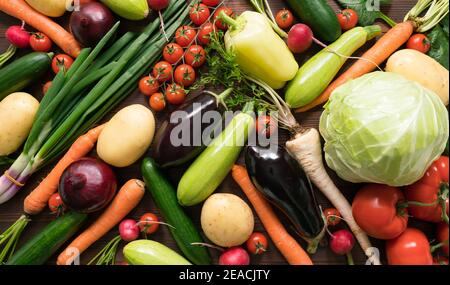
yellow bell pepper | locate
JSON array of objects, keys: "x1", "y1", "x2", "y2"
[{"x1": 223, "y1": 11, "x2": 298, "y2": 89}]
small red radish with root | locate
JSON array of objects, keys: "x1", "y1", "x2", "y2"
[
  {"x1": 219, "y1": 247, "x2": 250, "y2": 265},
  {"x1": 119, "y1": 219, "x2": 140, "y2": 242},
  {"x1": 329, "y1": 229, "x2": 355, "y2": 265},
  {"x1": 6, "y1": 23, "x2": 29, "y2": 48}
]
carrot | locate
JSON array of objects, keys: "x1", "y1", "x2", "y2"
[
  {"x1": 24, "y1": 124, "x2": 105, "y2": 215},
  {"x1": 285, "y1": 129, "x2": 381, "y2": 265},
  {"x1": 295, "y1": 21, "x2": 414, "y2": 112},
  {"x1": 56, "y1": 179, "x2": 145, "y2": 265},
  {"x1": 0, "y1": 0, "x2": 82, "y2": 58},
  {"x1": 231, "y1": 164, "x2": 313, "y2": 265}
]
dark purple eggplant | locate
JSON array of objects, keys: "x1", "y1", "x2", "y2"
[
  {"x1": 152, "y1": 88, "x2": 232, "y2": 168},
  {"x1": 245, "y1": 144, "x2": 325, "y2": 253}
]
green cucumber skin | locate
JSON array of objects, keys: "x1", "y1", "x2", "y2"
[
  {"x1": 286, "y1": 27, "x2": 370, "y2": 108},
  {"x1": 7, "y1": 212, "x2": 87, "y2": 265},
  {"x1": 177, "y1": 113, "x2": 254, "y2": 206},
  {"x1": 141, "y1": 158, "x2": 212, "y2": 265},
  {"x1": 286, "y1": 0, "x2": 341, "y2": 43},
  {"x1": 0, "y1": 52, "x2": 52, "y2": 100}
]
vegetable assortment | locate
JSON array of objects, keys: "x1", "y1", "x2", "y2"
[{"x1": 0, "y1": 0, "x2": 449, "y2": 266}]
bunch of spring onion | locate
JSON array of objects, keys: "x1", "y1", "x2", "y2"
[{"x1": 0, "y1": 0, "x2": 191, "y2": 205}]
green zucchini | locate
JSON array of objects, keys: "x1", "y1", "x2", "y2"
[
  {"x1": 177, "y1": 103, "x2": 255, "y2": 206},
  {"x1": 0, "y1": 52, "x2": 53, "y2": 100},
  {"x1": 6, "y1": 212, "x2": 87, "y2": 265},
  {"x1": 141, "y1": 158, "x2": 211, "y2": 265},
  {"x1": 124, "y1": 240, "x2": 192, "y2": 265},
  {"x1": 286, "y1": 0, "x2": 341, "y2": 42},
  {"x1": 286, "y1": 25, "x2": 382, "y2": 108}
]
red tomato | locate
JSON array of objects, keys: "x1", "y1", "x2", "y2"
[
  {"x1": 255, "y1": 115, "x2": 277, "y2": 138},
  {"x1": 48, "y1": 193, "x2": 65, "y2": 214},
  {"x1": 152, "y1": 61, "x2": 173, "y2": 82},
  {"x1": 407, "y1": 34, "x2": 431, "y2": 53},
  {"x1": 165, "y1": 83, "x2": 186, "y2": 105},
  {"x1": 184, "y1": 45, "x2": 206, "y2": 68},
  {"x1": 202, "y1": 0, "x2": 219, "y2": 6},
  {"x1": 139, "y1": 213, "x2": 160, "y2": 235},
  {"x1": 352, "y1": 184, "x2": 408, "y2": 240},
  {"x1": 43, "y1": 81, "x2": 52, "y2": 95},
  {"x1": 386, "y1": 228, "x2": 433, "y2": 265},
  {"x1": 275, "y1": 9, "x2": 294, "y2": 30},
  {"x1": 246, "y1": 232, "x2": 268, "y2": 255},
  {"x1": 175, "y1": 26, "x2": 197, "y2": 47},
  {"x1": 323, "y1": 207, "x2": 341, "y2": 227},
  {"x1": 190, "y1": 4, "x2": 210, "y2": 26},
  {"x1": 198, "y1": 22, "x2": 216, "y2": 45},
  {"x1": 163, "y1": 43, "x2": 184, "y2": 64},
  {"x1": 437, "y1": 222, "x2": 449, "y2": 256},
  {"x1": 405, "y1": 156, "x2": 449, "y2": 223},
  {"x1": 51, "y1": 54, "x2": 74, "y2": 74},
  {"x1": 139, "y1": 75, "x2": 160, "y2": 96},
  {"x1": 149, "y1": 93, "x2": 166, "y2": 112},
  {"x1": 337, "y1": 9, "x2": 358, "y2": 31},
  {"x1": 174, "y1": 64, "x2": 196, "y2": 87},
  {"x1": 29, "y1": 32, "x2": 52, "y2": 52},
  {"x1": 213, "y1": 7, "x2": 234, "y2": 30},
  {"x1": 433, "y1": 256, "x2": 449, "y2": 265}
]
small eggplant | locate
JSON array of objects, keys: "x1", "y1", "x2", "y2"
[
  {"x1": 152, "y1": 88, "x2": 232, "y2": 168},
  {"x1": 245, "y1": 144, "x2": 325, "y2": 253}
]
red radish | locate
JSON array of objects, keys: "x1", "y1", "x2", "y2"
[
  {"x1": 287, "y1": 24, "x2": 313, "y2": 53},
  {"x1": 330, "y1": 229, "x2": 355, "y2": 255},
  {"x1": 119, "y1": 219, "x2": 140, "y2": 242},
  {"x1": 148, "y1": 0, "x2": 169, "y2": 10},
  {"x1": 5, "y1": 25, "x2": 30, "y2": 49},
  {"x1": 219, "y1": 247, "x2": 250, "y2": 265}
]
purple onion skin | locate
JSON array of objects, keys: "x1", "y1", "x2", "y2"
[
  {"x1": 59, "y1": 157, "x2": 117, "y2": 213},
  {"x1": 70, "y1": 2, "x2": 115, "y2": 47}
]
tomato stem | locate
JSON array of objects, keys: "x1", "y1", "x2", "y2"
[
  {"x1": 430, "y1": 241, "x2": 448, "y2": 253},
  {"x1": 439, "y1": 183, "x2": 449, "y2": 225}
]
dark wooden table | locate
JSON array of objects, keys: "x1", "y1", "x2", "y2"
[{"x1": 1, "y1": 0, "x2": 427, "y2": 265}]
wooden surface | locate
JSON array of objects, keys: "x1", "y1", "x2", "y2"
[{"x1": 0, "y1": 0, "x2": 428, "y2": 265}]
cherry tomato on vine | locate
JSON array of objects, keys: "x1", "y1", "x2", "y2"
[
  {"x1": 51, "y1": 54, "x2": 74, "y2": 74},
  {"x1": 139, "y1": 213, "x2": 160, "y2": 235},
  {"x1": 436, "y1": 222, "x2": 449, "y2": 256},
  {"x1": 43, "y1": 81, "x2": 52, "y2": 95},
  {"x1": 29, "y1": 32, "x2": 52, "y2": 52},
  {"x1": 202, "y1": 0, "x2": 220, "y2": 6},
  {"x1": 190, "y1": 3, "x2": 210, "y2": 26},
  {"x1": 246, "y1": 232, "x2": 268, "y2": 255},
  {"x1": 213, "y1": 7, "x2": 234, "y2": 30},
  {"x1": 175, "y1": 25, "x2": 197, "y2": 47},
  {"x1": 163, "y1": 43, "x2": 184, "y2": 64},
  {"x1": 275, "y1": 9, "x2": 294, "y2": 30},
  {"x1": 174, "y1": 64, "x2": 196, "y2": 87},
  {"x1": 407, "y1": 34, "x2": 431, "y2": 53},
  {"x1": 386, "y1": 228, "x2": 433, "y2": 265},
  {"x1": 139, "y1": 75, "x2": 160, "y2": 96},
  {"x1": 165, "y1": 83, "x2": 186, "y2": 105},
  {"x1": 152, "y1": 61, "x2": 173, "y2": 82},
  {"x1": 323, "y1": 207, "x2": 341, "y2": 227},
  {"x1": 198, "y1": 22, "x2": 216, "y2": 45},
  {"x1": 337, "y1": 9, "x2": 358, "y2": 31},
  {"x1": 185, "y1": 45, "x2": 206, "y2": 68},
  {"x1": 149, "y1": 93, "x2": 166, "y2": 112},
  {"x1": 255, "y1": 115, "x2": 277, "y2": 138},
  {"x1": 48, "y1": 193, "x2": 65, "y2": 214}
]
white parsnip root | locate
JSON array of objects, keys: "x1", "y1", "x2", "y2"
[{"x1": 286, "y1": 128, "x2": 381, "y2": 265}]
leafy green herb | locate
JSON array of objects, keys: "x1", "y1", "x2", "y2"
[
  {"x1": 427, "y1": 14, "x2": 449, "y2": 70},
  {"x1": 336, "y1": 0, "x2": 397, "y2": 27}
]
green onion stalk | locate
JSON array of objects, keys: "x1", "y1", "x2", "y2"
[{"x1": 0, "y1": 0, "x2": 193, "y2": 205}]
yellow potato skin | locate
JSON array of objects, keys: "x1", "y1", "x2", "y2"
[
  {"x1": 386, "y1": 49, "x2": 449, "y2": 106},
  {"x1": 97, "y1": 104, "x2": 155, "y2": 167},
  {"x1": 0, "y1": 92, "x2": 39, "y2": 156},
  {"x1": 201, "y1": 193, "x2": 254, "y2": 247},
  {"x1": 25, "y1": 0, "x2": 68, "y2": 17}
]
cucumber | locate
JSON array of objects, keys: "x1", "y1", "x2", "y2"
[
  {"x1": 286, "y1": 0, "x2": 341, "y2": 42},
  {"x1": 0, "y1": 52, "x2": 53, "y2": 100},
  {"x1": 141, "y1": 158, "x2": 211, "y2": 265},
  {"x1": 7, "y1": 212, "x2": 87, "y2": 265},
  {"x1": 124, "y1": 240, "x2": 192, "y2": 265},
  {"x1": 177, "y1": 107, "x2": 255, "y2": 206},
  {"x1": 286, "y1": 26, "x2": 382, "y2": 108}
]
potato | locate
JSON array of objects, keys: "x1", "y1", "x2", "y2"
[
  {"x1": 201, "y1": 193, "x2": 254, "y2": 247},
  {"x1": 0, "y1": 92, "x2": 39, "y2": 156},
  {"x1": 386, "y1": 49, "x2": 449, "y2": 105},
  {"x1": 97, "y1": 104, "x2": 155, "y2": 167}
]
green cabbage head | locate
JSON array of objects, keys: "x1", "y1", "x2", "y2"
[{"x1": 319, "y1": 72, "x2": 449, "y2": 186}]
